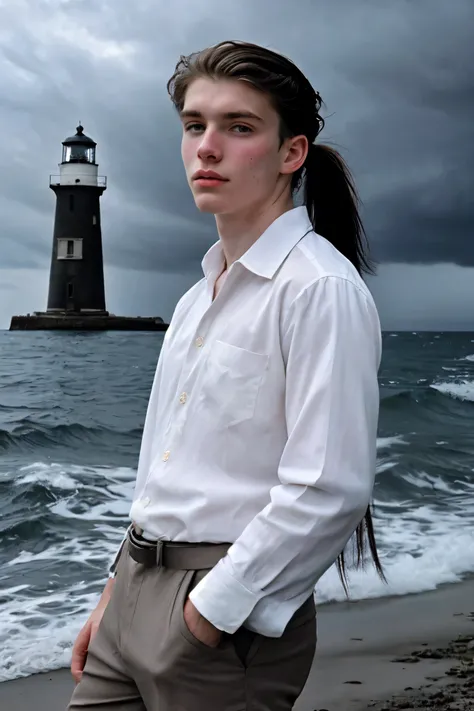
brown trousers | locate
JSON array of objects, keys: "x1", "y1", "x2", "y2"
[{"x1": 68, "y1": 540, "x2": 317, "y2": 710}]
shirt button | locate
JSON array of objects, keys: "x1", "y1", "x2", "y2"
[
  {"x1": 142, "y1": 496, "x2": 151, "y2": 508},
  {"x1": 195, "y1": 336, "x2": 204, "y2": 348},
  {"x1": 179, "y1": 392, "x2": 187, "y2": 404},
  {"x1": 162, "y1": 450, "x2": 171, "y2": 462}
]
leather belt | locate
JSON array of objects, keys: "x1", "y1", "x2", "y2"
[{"x1": 127, "y1": 526, "x2": 231, "y2": 570}]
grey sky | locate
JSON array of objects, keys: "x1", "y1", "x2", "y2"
[{"x1": 0, "y1": 0, "x2": 473, "y2": 330}]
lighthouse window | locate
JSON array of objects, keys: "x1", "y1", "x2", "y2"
[
  {"x1": 69, "y1": 194, "x2": 74, "y2": 211},
  {"x1": 92, "y1": 215, "x2": 97, "y2": 225},
  {"x1": 63, "y1": 145, "x2": 96, "y2": 164},
  {"x1": 67, "y1": 283, "x2": 74, "y2": 299},
  {"x1": 57, "y1": 237, "x2": 83, "y2": 259}
]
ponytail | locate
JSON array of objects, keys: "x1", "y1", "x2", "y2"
[
  {"x1": 302, "y1": 143, "x2": 384, "y2": 592},
  {"x1": 303, "y1": 143, "x2": 375, "y2": 277}
]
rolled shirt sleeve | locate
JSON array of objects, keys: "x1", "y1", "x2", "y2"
[{"x1": 189, "y1": 275, "x2": 382, "y2": 636}]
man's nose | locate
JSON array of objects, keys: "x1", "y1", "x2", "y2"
[{"x1": 197, "y1": 129, "x2": 222, "y2": 162}]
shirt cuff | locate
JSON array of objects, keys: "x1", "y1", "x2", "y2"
[{"x1": 188, "y1": 559, "x2": 260, "y2": 634}]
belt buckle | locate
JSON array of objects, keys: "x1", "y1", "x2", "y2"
[{"x1": 156, "y1": 540, "x2": 164, "y2": 567}]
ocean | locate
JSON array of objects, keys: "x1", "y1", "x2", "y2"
[{"x1": 1, "y1": 329, "x2": 474, "y2": 682}]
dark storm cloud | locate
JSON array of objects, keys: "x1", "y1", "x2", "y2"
[
  {"x1": 334, "y1": 4, "x2": 474, "y2": 266},
  {"x1": 0, "y1": 0, "x2": 473, "y2": 279}
]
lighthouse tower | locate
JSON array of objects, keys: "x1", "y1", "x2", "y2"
[
  {"x1": 9, "y1": 124, "x2": 168, "y2": 331},
  {"x1": 47, "y1": 125, "x2": 107, "y2": 315}
]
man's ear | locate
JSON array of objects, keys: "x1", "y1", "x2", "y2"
[{"x1": 280, "y1": 135, "x2": 308, "y2": 177}]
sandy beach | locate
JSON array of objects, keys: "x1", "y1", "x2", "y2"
[{"x1": 1, "y1": 578, "x2": 473, "y2": 711}]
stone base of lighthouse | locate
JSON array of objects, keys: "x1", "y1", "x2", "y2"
[{"x1": 9, "y1": 311, "x2": 168, "y2": 332}]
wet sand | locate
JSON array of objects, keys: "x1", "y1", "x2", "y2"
[{"x1": 1, "y1": 578, "x2": 473, "y2": 710}]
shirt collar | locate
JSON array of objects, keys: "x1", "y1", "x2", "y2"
[{"x1": 201, "y1": 206, "x2": 313, "y2": 282}]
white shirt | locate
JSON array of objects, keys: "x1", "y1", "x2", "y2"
[{"x1": 126, "y1": 206, "x2": 382, "y2": 637}]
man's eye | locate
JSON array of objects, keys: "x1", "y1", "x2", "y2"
[
  {"x1": 232, "y1": 125, "x2": 252, "y2": 133},
  {"x1": 185, "y1": 123, "x2": 204, "y2": 133}
]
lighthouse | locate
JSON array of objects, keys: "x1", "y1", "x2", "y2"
[
  {"x1": 9, "y1": 125, "x2": 167, "y2": 331},
  {"x1": 47, "y1": 125, "x2": 107, "y2": 315}
]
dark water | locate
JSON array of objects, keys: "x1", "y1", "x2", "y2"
[{"x1": 1, "y1": 330, "x2": 474, "y2": 681}]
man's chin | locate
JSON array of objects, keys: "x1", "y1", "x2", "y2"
[{"x1": 193, "y1": 196, "x2": 228, "y2": 215}]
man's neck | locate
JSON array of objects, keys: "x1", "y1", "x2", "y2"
[{"x1": 215, "y1": 196, "x2": 295, "y2": 269}]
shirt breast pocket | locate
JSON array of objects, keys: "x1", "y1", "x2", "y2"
[{"x1": 200, "y1": 340, "x2": 269, "y2": 428}]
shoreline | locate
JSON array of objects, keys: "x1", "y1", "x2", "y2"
[
  {"x1": 1, "y1": 578, "x2": 473, "y2": 710},
  {"x1": 298, "y1": 576, "x2": 474, "y2": 710}
]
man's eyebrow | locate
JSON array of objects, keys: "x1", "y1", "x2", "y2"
[{"x1": 179, "y1": 109, "x2": 263, "y2": 121}]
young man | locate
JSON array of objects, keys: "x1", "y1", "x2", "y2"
[{"x1": 68, "y1": 40, "x2": 382, "y2": 711}]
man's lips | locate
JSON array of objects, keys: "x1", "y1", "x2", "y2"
[{"x1": 192, "y1": 170, "x2": 228, "y2": 181}]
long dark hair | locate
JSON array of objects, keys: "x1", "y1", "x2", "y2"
[{"x1": 167, "y1": 40, "x2": 385, "y2": 592}]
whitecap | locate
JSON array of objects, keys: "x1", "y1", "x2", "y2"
[
  {"x1": 376, "y1": 435, "x2": 407, "y2": 449},
  {"x1": 400, "y1": 470, "x2": 465, "y2": 495},
  {"x1": 430, "y1": 380, "x2": 474, "y2": 402},
  {"x1": 316, "y1": 502, "x2": 474, "y2": 604}
]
